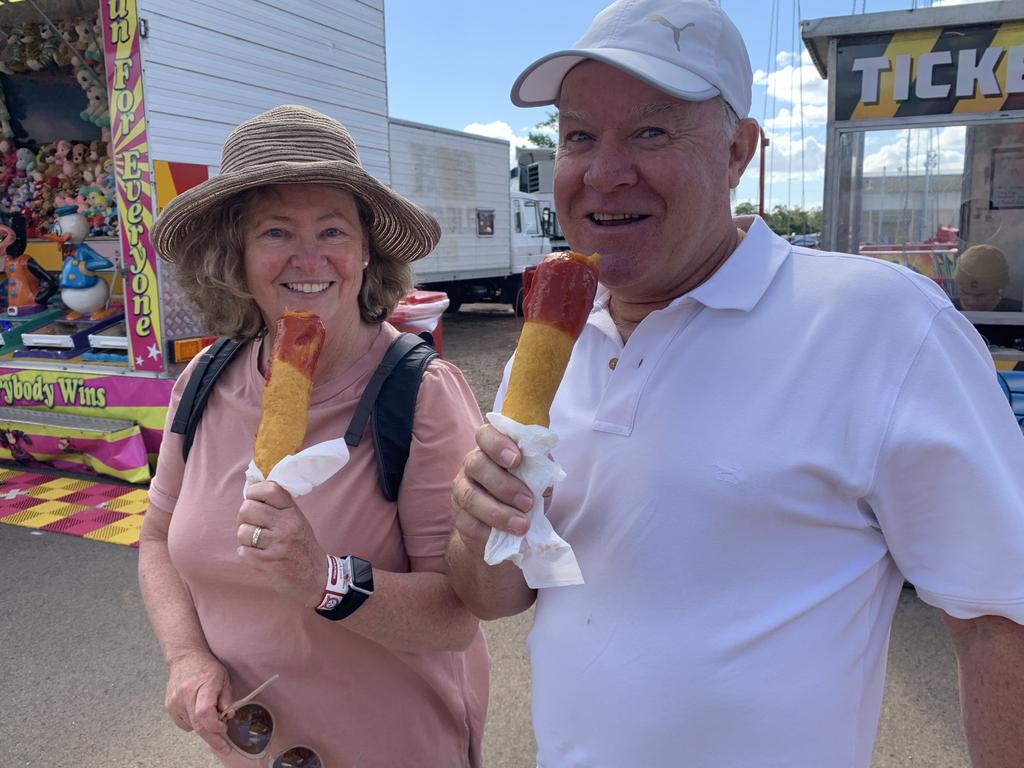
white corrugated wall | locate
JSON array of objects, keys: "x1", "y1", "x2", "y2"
[
  {"x1": 389, "y1": 119, "x2": 511, "y2": 283},
  {"x1": 138, "y1": 0, "x2": 390, "y2": 183}
]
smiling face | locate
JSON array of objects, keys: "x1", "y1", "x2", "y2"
[
  {"x1": 242, "y1": 184, "x2": 367, "y2": 337},
  {"x1": 554, "y1": 61, "x2": 753, "y2": 304}
]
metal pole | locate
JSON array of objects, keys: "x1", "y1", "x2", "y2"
[
  {"x1": 759, "y1": 127, "x2": 770, "y2": 218},
  {"x1": 879, "y1": 166, "x2": 887, "y2": 242}
]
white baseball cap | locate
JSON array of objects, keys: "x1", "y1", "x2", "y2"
[{"x1": 511, "y1": 0, "x2": 753, "y2": 119}]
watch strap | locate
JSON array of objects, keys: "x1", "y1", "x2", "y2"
[
  {"x1": 315, "y1": 589, "x2": 370, "y2": 621},
  {"x1": 315, "y1": 555, "x2": 373, "y2": 621}
]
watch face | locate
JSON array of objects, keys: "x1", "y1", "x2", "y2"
[{"x1": 350, "y1": 557, "x2": 374, "y2": 594}]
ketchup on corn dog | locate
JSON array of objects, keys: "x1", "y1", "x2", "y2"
[{"x1": 501, "y1": 252, "x2": 600, "y2": 427}]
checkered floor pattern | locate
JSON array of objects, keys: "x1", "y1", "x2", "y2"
[{"x1": 0, "y1": 468, "x2": 148, "y2": 547}]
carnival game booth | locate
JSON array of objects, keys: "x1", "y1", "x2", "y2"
[
  {"x1": 0, "y1": 0, "x2": 449, "y2": 521},
  {"x1": 802, "y1": 0, "x2": 1024, "y2": 386},
  {"x1": 0, "y1": 0, "x2": 194, "y2": 487}
]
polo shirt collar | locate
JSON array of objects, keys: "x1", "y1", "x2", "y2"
[
  {"x1": 590, "y1": 215, "x2": 791, "y2": 315},
  {"x1": 683, "y1": 215, "x2": 790, "y2": 312}
]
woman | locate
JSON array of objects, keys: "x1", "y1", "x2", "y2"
[{"x1": 141, "y1": 105, "x2": 489, "y2": 768}]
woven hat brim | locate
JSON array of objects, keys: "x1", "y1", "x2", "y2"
[{"x1": 152, "y1": 160, "x2": 441, "y2": 264}]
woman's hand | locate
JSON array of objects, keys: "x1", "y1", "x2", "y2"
[
  {"x1": 164, "y1": 649, "x2": 232, "y2": 756},
  {"x1": 236, "y1": 480, "x2": 326, "y2": 608}
]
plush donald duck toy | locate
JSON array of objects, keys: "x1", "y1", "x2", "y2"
[{"x1": 44, "y1": 204, "x2": 115, "y2": 319}]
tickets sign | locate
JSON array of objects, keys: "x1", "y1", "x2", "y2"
[
  {"x1": 836, "y1": 21, "x2": 1024, "y2": 121},
  {"x1": 101, "y1": 0, "x2": 164, "y2": 372}
]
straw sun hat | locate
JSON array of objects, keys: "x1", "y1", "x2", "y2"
[{"x1": 152, "y1": 105, "x2": 440, "y2": 263}]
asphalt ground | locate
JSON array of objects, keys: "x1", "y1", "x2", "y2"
[{"x1": 0, "y1": 305, "x2": 970, "y2": 767}]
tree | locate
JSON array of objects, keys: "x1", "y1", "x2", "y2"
[
  {"x1": 528, "y1": 110, "x2": 558, "y2": 148},
  {"x1": 732, "y1": 203, "x2": 823, "y2": 237}
]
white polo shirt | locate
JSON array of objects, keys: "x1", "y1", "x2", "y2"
[{"x1": 496, "y1": 216, "x2": 1024, "y2": 768}]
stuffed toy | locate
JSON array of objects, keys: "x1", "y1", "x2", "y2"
[
  {"x1": 15, "y1": 148, "x2": 35, "y2": 179},
  {"x1": 71, "y1": 142, "x2": 87, "y2": 168},
  {"x1": 8, "y1": 177, "x2": 35, "y2": 214},
  {"x1": 31, "y1": 185, "x2": 58, "y2": 235},
  {"x1": 53, "y1": 140, "x2": 73, "y2": 178},
  {"x1": 83, "y1": 18, "x2": 103, "y2": 67},
  {"x1": 82, "y1": 141, "x2": 98, "y2": 184},
  {"x1": 98, "y1": 157, "x2": 115, "y2": 197},
  {"x1": 72, "y1": 18, "x2": 90, "y2": 55},
  {"x1": 52, "y1": 21, "x2": 75, "y2": 67},
  {"x1": 33, "y1": 144, "x2": 59, "y2": 181},
  {"x1": 57, "y1": 177, "x2": 77, "y2": 202},
  {"x1": 36, "y1": 24, "x2": 59, "y2": 70},
  {"x1": 0, "y1": 82, "x2": 12, "y2": 141},
  {"x1": 1, "y1": 143, "x2": 17, "y2": 187},
  {"x1": 0, "y1": 28, "x2": 26, "y2": 75},
  {"x1": 23, "y1": 24, "x2": 50, "y2": 71},
  {"x1": 84, "y1": 85, "x2": 110, "y2": 128}
]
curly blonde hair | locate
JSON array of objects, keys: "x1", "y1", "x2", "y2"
[{"x1": 169, "y1": 185, "x2": 412, "y2": 339}]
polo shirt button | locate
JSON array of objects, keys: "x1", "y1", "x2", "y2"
[{"x1": 609, "y1": 357, "x2": 618, "y2": 370}]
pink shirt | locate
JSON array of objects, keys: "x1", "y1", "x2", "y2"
[{"x1": 150, "y1": 324, "x2": 489, "y2": 768}]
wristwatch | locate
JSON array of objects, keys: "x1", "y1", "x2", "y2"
[{"x1": 315, "y1": 555, "x2": 374, "y2": 621}]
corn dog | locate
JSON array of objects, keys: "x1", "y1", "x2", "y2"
[
  {"x1": 254, "y1": 311, "x2": 326, "y2": 474},
  {"x1": 502, "y1": 252, "x2": 600, "y2": 427}
]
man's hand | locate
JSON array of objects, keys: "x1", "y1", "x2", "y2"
[
  {"x1": 164, "y1": 649, "x2": 232, "y2": 756},
  {"x1": 447, "y1": 424, "x2": 539, "y2": 621},
  {"x1": 451, "y1": 424, "x2": 535, "y2": 555},
  {"x1": 236, "y1": 481, "x2": 326, "y2": 608}
]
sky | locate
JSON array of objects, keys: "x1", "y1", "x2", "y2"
[{"x1": 384, "y1": 0, "x2": 994, "y2": 212}]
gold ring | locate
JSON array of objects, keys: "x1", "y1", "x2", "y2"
[{"x1": 250, "y1": 526, "x2": 264, "y2": 548}]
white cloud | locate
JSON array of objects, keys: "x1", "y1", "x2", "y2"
[
  {"x1": 931, "y1": 0, "x2": 992, "y2": 5},
  {"x1": 462, "y1": 120, "x2": 544, "y2": 166},
  {"x1": 754, "y1": 49, "x2": 828, "y2": 116},
  {"x1": 762, "y1": 103, "x2": 828, "y2": 132},
  {"x1": 862, "y1": 126, "x2": 966, "y2": 175}
]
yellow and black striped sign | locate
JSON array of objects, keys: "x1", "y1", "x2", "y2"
[{"x1": 835, "y1": 21, "x2": 1024, "y2": 121}]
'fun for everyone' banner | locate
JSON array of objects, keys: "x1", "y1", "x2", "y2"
[{"x1": 101, "y1": 0, "x2": 165, "y2": 372}]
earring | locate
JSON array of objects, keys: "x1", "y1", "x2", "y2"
[{"x1": 362, "y1": 261, "x2": 368, "y2": 269}]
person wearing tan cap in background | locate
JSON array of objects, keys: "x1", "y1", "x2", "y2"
[
  {"x1": 447, "y1": 1, "x2": 1024, "y2": 766},
  {"x1": 139, "y1": 105, "x2": 489, "y2": 767},
  {"x1": 953, "y1": 244, "x2": 1023, "y2": 312}
]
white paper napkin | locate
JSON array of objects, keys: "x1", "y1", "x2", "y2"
[
  {"x1": 243, "y1": 438, "x2": 350, "y2": 498},
  {"x1": 483, "y1": 412, "x2": 584, "y2": 588}
]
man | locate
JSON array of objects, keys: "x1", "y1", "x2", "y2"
[
  {"x1": 447, "y1": 1, "x2": 1024, "y2": 766},
  {"x1": 953, "y1": 244, "x2": 1023, "y2": 312}
]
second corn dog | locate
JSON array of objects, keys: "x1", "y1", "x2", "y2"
[{"x1": 502, "y1": 252, "x2": 599, "y2": 427}]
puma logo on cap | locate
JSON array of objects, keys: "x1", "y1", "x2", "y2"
[{"x1": 645, "y1": 15, "x2": 695, "y2": 51}]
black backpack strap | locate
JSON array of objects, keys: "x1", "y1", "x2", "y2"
[
  {"x1": 170, "y1": 338, "x2": 245, "y2": 461},
  {"x1": 345, "y1": 332, "x2": 437, "y2": 502}
]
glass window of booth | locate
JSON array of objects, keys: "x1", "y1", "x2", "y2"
[{"x1": 831, "y1": 120, "x2": 1024, "y2": 346}]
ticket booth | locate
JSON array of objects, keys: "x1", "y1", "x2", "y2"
[{"x1": 802, "y1": 1, "x2": 1024, "y2": 383}]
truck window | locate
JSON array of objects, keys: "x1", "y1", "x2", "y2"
[
  {"x1": 477, "y1": 209, "x2": 495, "y2": 236},
  {"x1": 524, "y1": 201, "x2": 541, "y2": 235}
]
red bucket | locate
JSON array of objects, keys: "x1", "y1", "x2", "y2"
[{"x1": 390, "y1": 290, "x2": 449, "y2": 356}]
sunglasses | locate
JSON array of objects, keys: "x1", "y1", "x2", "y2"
[{"x1": 220, "y1": 674, "x2": 325, "y2": 768}]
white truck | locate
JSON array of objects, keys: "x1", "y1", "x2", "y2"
[
  {"x1": 513, "y1": 146, "x2": 570, "y2": 252},
  {"x1": 390, "y1": 119, "x2": 551, "y2": 314}
]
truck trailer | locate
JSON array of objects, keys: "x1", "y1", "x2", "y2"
[{"x1": 391, "y1": 119, "x2": 551, "y2": 314}]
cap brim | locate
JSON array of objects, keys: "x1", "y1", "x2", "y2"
[
  {"x1": 511, "y1": 47, "x2": 720, "y2": 107},
  {"x1": 152, "y1": 160, "x2": 440, "y2": 264}
]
